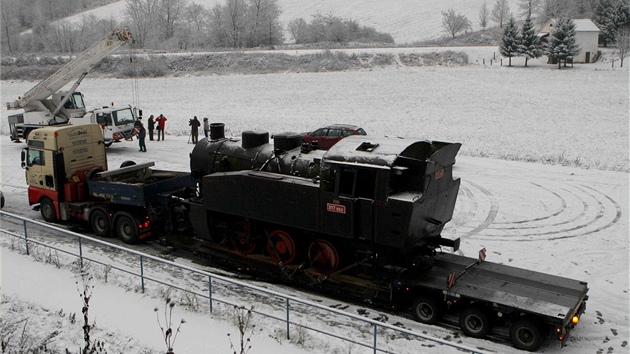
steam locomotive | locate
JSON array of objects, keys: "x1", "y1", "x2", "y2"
[{"x1": 187, "y1": 123, "x2": 461, "y2": 274}]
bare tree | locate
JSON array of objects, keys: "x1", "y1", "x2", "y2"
[
  {"x1": 159, "y1": 0, "x2": 188, "y2": 40},
  {"x1": 518, "y1": 0, "x2": 543, "y2": 19},
  {"x1": 262, "y1": 0, "x2": 283, "y2": 46},
  {"x1": 287, "y1": 17, "x2": 308, "y2": 44},
  {"x1": 539, "y1": 0, "x2": 572, "y2": 24},
  {"x1": 442, "y1": 8, "x2": 472, "y2": 38},
  {"x1": 226, "y1": 0, "x2": 248, "y2": 47},
  {"x1": 479, "y1": 1, "x2": 489, "y2": 30},
  {"x1": 1, "y1": 0, "x2": 17, "y2": 53},
  {"x1": 491, "y1": 0, "x2": 511, "y2": 28},
  {"x1": 617, "y1": 26, "x2": 630, "y2": 67},
  {"x1": 125, "y1": 0, "x2": 161, "y2": 48}
]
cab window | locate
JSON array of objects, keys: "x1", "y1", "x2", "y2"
[
  {"x1": 338, "y1": 167, "x2": 377, "y2": 199},
  {"x1": 72, "y1": 92, "x2": 85, "y2": 109},
  {"x1": 96, "y1": 113, "x2": 111, "y2": 125},
  {"x1": 27, "y1": 150, "x2": 45, "y2": 166}
]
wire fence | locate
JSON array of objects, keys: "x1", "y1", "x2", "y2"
[{"x1": 0, "y1": 210, "x2": 489, "y2": 354}]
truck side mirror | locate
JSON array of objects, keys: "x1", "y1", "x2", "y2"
[{"x1": 20, "y1": 149, "x2": 26, "y2": 168}]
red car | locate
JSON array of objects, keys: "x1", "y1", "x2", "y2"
[{"x1": 300, "y1": 124, "x2": 367, "y2": 150}]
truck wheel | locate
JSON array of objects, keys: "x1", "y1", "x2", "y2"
[
  {"x1": 90, "y1": 209, "x2": 112, "y2": 237},
  {"x1": 115, "y1": 213, "x2": 139, "y2": 244},
  {"x1": 459, "y1": 307, "x2": 492, "y2": 338},
  {"x1": 86, "y1": 168, "x2": 104, "y2": 181},
  {"x1": 40, "y1": 198, "x2": 57, "y2": 222},
  {"x1": 510, "y1": 319, "x2": 543, "y2": 351},
  {"x1": 412, "y1": 296, "x2": 444, "y2": 324}
]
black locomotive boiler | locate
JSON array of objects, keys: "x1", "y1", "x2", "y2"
[{"x1": 188, "y1": 123, "x2": 461, "y2": 274}]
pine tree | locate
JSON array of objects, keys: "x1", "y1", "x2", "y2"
[
  {"x1": 519, "y1": 16, "x2": 542, "y2": 67},
  {"x1": 545, "y1": 17, "x2": 580, "y2": 69},
  {"x1": 499, "y1": 16, "x2": 520, "y2": 66},
  {"x1": 594, "y1": 0, "x2": 630, "y2": 46}
]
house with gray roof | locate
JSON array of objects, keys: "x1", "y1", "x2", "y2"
[{"x1": 539, "y1": 19, "x2": 600, "y2": 63}]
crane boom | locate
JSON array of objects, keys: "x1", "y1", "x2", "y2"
[{"x1": 7, "y1": 29, "x2": 133, "y2": 110}]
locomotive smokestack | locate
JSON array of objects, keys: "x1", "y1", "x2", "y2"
[
  {"x1": 210, "y1": 123, "x2": 225, "y2": 141},
  {"x1": 273, "y1": 132, "x2": 302, "y2": 151}
]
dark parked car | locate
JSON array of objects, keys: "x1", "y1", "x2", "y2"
[{"x1": 300, "y1": 124, "x2": 367, "y2": 150}]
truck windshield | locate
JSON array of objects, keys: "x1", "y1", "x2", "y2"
[{"x1": 113, "y1": 109, "x2": 135, "y2": 125}]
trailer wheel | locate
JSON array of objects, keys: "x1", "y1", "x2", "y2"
[
  {"x1": 510, "y1": 319, "x2": 543, "y2": 351},
  {"x1": 459, "y1": 307, "x2": 492, "y2": 338},
  {"x1": 411, "y1": 297, "x2": 444, "y2": 324},
  {"x1": 40, "y1": 197, "x2": 57, "y2": 222},
  {"x1": 120, "y1": 160, "x2": 136, "y2": 168},
  {"x1": 90, "y1": 209, "x2": 112, "y2": 237},
  {"x1": 115, "y1": 213, "x2": 139, "y2": 244}
]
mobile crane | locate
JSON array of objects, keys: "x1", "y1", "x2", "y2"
[{"x1": 6, "y1": 29, "x2": 139, "y2": 146}]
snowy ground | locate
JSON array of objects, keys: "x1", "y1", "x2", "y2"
[{"x1": 1, "y1": 48, "x2": 628, "y2": 353}]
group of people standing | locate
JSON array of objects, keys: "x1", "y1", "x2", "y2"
[
  {"x1": 133, "y1": 114, "x2": 168, "y2": 152},
  {"x1": 134, "y1": 113, "x2": 210, "y2": 152}
]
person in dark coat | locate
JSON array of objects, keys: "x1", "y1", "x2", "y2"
[
  {"x1": 147, "y1": 115, "x2": 155, "y2": 141},
  {"x1": 135, "y1": 117, "x2": 147, "y2": 152},
  {"x1": 190, "y1": 116, "x2": 201, "y2": 144}
]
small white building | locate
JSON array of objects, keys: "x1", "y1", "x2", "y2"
[{"x1": 539, "y1": 19, "x2": 600, "y2": 63}]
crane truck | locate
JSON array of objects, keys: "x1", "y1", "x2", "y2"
[
  {"x1": 6, "y1": 29, "x2": 139, "y2": 147},
  {"x1": 20, "y1": 123, "x2": 588, "y2": 352}
]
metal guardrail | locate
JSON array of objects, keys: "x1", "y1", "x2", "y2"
[{"x1": 0, "y1": 210, "x2": 489, "y2": 354}]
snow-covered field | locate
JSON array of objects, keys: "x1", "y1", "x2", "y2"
[
  {"x1": 1, "y1": 48, "x2": 628, "y2": 353},
  {"x1": 2, "y1": 49, "x2": 627, "y2": 171},
  {"x1": 58, "y1": 0, "x2": 522, "y2": 44}
]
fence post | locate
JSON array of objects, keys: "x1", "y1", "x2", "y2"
[
  {"x1": 208, "y1": 275, "x2": 213, "y2": 313},
  {"x1": 373, "y1": 323, "x2": 378, "y2": 354},
  {"x1": 140, "y1": 255, "x2": 145, "y2": 293},
  {"x1": 23, "y1": 220, "x2": 29, "y2": 255},
  {"x1": 286, "y1": 298, "x2": 290, "y2": 340},
  {"x1": 78, "y1": 237, "x2": 83, "y2": 269}
]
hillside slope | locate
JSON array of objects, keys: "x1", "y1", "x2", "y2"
[{"x1": 60, "y1": 0, "x2": 521, "y2": 44}]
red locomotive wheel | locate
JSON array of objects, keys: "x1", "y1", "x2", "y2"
[
  {"x1": 308, "y1": 239, "x2": 340, "y2": 274},
  {"x1": 267, "y1": 229, "x2": 297, "y2": 264},
  {"x1": 229, "y1": 220, "x2": 256, "y2": 255}
]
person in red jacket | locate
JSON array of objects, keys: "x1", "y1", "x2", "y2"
[{"x1": 155, "y1": 114, "x2": 167, "y2": 141}]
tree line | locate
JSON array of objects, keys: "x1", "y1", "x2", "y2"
[
  {"x1": 0, "y1": 0, "x2": 393, "y2": 54},
  {"x1": 442, "y1": 0, "x2": 630, "y2": 48}
]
